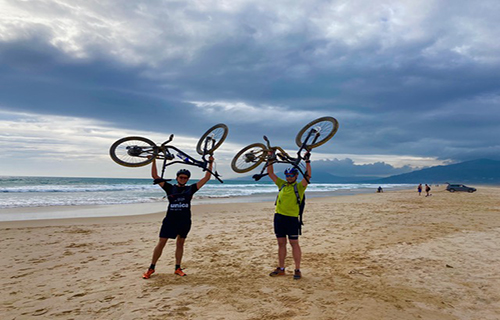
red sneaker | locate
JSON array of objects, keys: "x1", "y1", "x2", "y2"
[
  {"x1": 142, "y1": 268, "x2": 155, "y2": 279},
  {"x1": 174, "y1": 268, "x2": 186, "y2": 276}
]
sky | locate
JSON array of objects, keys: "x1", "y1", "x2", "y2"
[{"x1": 1, "y1": 0, "x2": 499, "y2": 179}]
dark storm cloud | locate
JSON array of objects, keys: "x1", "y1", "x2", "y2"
[
  {"x1": 0, "y1": 37, "x2": 206, "y2": 136},
  {"x1": 1, "y1": 0, "x2": 500, "y2": 175}
]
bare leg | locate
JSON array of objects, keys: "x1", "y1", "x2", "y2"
[
  {"x1": 289, "y1": 239, "x2": 301, "y2": 270},
  {"x1": 175, "y1": 237, "x2": 186, "y2": 266},
  {"x1": 151, "y1": 238, "x2": 168, "y2": 265},
  {"x1": 277, "y1": 237, "x2": 287, "y2": 268}
]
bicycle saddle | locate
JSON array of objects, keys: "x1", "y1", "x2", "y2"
[
  {"x1": 252, "y1": 173, "x2": 269, "y2": 181},
  {"x1": 153, "y1": 178, "x2": 172, "y2": 184}
]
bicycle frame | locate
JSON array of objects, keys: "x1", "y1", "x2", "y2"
[
  {"x1": 154, "y1": 134, "x2": 223, "y2": 183},
  {"x1": 252, "y1": 128, "x2": 321, "y2": 183}
]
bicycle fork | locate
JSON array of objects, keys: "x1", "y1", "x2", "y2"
[{"x1": 253, "y1": 129, "x2": 319, "y2": 182}]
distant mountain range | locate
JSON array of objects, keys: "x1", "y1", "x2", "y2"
[
  {"x1": 238, "y1": 159, "x2": 500, "y2": 184},
  {"x1": 319, "y1": 159, "x2": 500, "y2": 184},
  {"x1": 367, "y1": 159, "x2": 500, "y2": 184}
]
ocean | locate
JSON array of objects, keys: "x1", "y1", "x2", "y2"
[{"x1": 0, "y1": 176, "x2": 412, "y2": 220}]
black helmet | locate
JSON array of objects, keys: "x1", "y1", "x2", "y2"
[{"x1": 176, "y1": 169, "x2": 191, "y2": 178}]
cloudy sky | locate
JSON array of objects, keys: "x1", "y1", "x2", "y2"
[{"x1": 1, "y1": 0, "x2": 499, "y2": 179}]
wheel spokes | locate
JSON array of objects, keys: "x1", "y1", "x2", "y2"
[
  {"x1": 197, "y1": 124, "x2": 228, "y2": 155},
  {"x1": 236, "y1": 147, "x2": 265, "y2": 170},
  {"x1": 203, "y1": 127, "x2": 225, "y2": 151},
  {"x1": 207, "y1": 127, "x2": 226, "y2": 144},
  {"x1": 114, "y1": 140, "x2": 155, "y2": 164},
  {"x1": 300, "y1": 120, "x2": 336, "y2": 146}
]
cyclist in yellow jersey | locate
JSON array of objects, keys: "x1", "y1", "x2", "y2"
[{"x1": 267, "y1": 154, "x2": 311, "y2": 280}]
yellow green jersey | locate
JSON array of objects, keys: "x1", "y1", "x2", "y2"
[{"x1": 274, "y1": 177, "x2": 307, "y2": 217}]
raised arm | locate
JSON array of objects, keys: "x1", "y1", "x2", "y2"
[
  {"x1": 151, "y1": 158, "x2": 165, "y2": 187},
  {"x1": 196, "y1": 156, "x2": 214, "y2": 189},
  {"x1": 301, "y1": 153, "x2": 311, "y2": 187},
  {"x1": 267, "y1": 152, "x2": 278, "y2": 183}
]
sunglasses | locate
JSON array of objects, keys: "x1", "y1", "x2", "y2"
[
  {"x1": 177, "y1": 175, "x2": 189, "y2": 180},
  {"x1": 285, "y1": 174, "x2": 296, "y2": 178}
]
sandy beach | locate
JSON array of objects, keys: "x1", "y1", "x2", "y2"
[{"x1": 1, "y1": 186, "x2": 499, "y2": 320}]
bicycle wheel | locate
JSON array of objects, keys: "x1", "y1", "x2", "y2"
[
  {"x1": 231, "y1": 143, "x2": 267, "y2": 173},
  {"x1": 196, "y1": 123, "x2": 229, "y2": 155},
  {"x1": 295, "y1": 116, "x2": 339, "y2": 149},
  {"x1": 109, "y1": 136, "x2": 158, "y2": 167}
]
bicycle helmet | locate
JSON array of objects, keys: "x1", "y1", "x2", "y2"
[
  {"x1": 284, "y1": 167, "x2": 298, "y2": 175},
  {"x1": 176, "y1": 169, "x2": 191, "y2": 178}
]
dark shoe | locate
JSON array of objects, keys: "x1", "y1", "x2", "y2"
[
  {"x1": 293, "y1": 269, "x2": 301, "y2": 280},
  {"x1": 269, "y1": 267, "x2": 285, "y2": 277}
]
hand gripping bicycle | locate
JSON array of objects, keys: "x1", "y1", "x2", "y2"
[
  {"x1": 109, "y1": 124, "x2": 228, "y2": 183},
  {"x1": 231, "y1": 116, "x2": 338, "y2": 182}
]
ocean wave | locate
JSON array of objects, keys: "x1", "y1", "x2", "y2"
[{"x1": 0, "y1": 196, "x2": 165, "y2": 209}]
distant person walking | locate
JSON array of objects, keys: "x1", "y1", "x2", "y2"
[
  {"x1": 425, "y1": 184, "x2": 431, "y2": 197},
  {"x1": 417, "y1": 184, "x2": 422, "y2": 196}
]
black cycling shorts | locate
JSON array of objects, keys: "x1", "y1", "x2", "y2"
[
  {"x1": 274, "y1": 213, "x2": 300, "y2": 240},
  {"x1": 159, "y1": 216, "x2": 192, "y2": 239}
]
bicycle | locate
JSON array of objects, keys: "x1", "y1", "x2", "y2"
[
  {"x1": 230, "y1": 116, "x2": 338, "y2": 182},
  {"x1": 109, "y1": 124, "x2": 228, "y2": 183}
]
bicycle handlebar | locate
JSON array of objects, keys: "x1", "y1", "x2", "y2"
[
  {"x1": 160, "y1": 134, "x2": 174, "y2": 147},
  {"x1": 263, "y1": 135, "x2": 271, "y2": 148},
  {"x1": 157, "y1": 145, "x2": 224, "y2": 183},
  {"x1": 257, "y1": 135, "x2": 310, "y2": 183}
]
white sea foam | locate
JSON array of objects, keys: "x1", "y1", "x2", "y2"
[{"x1": 0, "y1": 185, "x2": 156, "y2": 193}]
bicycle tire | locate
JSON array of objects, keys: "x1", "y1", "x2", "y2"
[
  {"x1": 196, "y1": 123, "x2": 229, "y2": 155},
  {"x1": 231, "y1": 143, "x2": 267, "y2": 173},
  {"x1": 109, "y1": 136, "x2": 158, "y2": 167},
  {"x1": 295, "y1": 116, "x2": 339, "y2": 149}
]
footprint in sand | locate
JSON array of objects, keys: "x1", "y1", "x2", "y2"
[
  {"x1": 31, "y1": 308, "x2": 49, "y2": 316},
  {"x1": 10, "y1": 271, "x2": 34, "y2": 279},
  {"x1": 70, "y1": 292, "x2": 87, "y2": 299}
]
